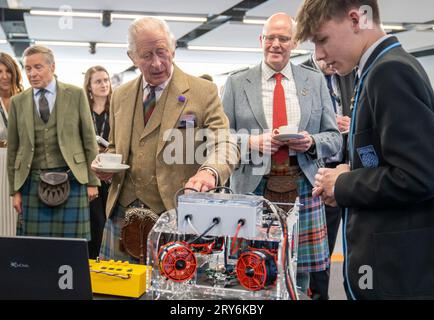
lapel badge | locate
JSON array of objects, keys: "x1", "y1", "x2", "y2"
[
  {"x1": 301, "y1": 88, "x2": 308, "y2": 96},
  {"x1": 178, "y1": 95, "x2": 186, "y2": 103}
]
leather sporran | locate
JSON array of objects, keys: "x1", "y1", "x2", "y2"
[
  {"x1": 264, "y1": 168, "x2": 301, "y2": 210},
  {"x1": 38, "y1": 171, "x2": 70, "y2": 207},
  {"x1": 120, "y1": 207, "x2": 159, "y2": 264}
]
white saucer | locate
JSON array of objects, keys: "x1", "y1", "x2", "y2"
[
  {"x1": 92, "y1": 163, "x2": 130, "y2": 173},
  {"x1": 274, "y1": 133, "x2": 304, "y2": 141}
]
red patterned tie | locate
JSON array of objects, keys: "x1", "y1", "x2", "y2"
[{"x1": 272, "y1": 73, "x2": 289, "y2": 164}]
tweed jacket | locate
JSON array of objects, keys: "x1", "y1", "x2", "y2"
[
  {"x1": 222, "y1": 62, "x2": 341, "y2": 193},
  {"x1": 105, "y1": 65, "x2": 238, "y2": 217},
  {"x1": 7, "y1": 81, "x2": 99, "y2": 195}
]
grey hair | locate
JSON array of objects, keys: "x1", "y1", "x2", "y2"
[
  {"x1": 22, "y1": 45, "x2": 55, "y2": 65},
  {"x1": 127, "y1": 17, "x2": 176, "y2": 54}
]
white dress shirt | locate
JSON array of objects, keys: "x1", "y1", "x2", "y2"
[{"x1": 261, "y1": 61, "x2": 301, "y2": 156}]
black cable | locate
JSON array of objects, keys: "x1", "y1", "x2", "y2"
[
  {"x1": 266, "y1": 220, "x2": 273, "y2": 237},
  {"x1": 184, "y1": 214, "x2": 214, "y2": 241},
  {"x1": 206, "y1": 186, "x2": 234, "y2": 194},
  {"x1": 188, "y1": 218, "x2": 220, "y2": 244},
  {"x1": 174, "y1": 187, "x2": 230, "y2": 242},
  {"x1": 173, "y1": 187, "x2": 199, "y2": 209}
]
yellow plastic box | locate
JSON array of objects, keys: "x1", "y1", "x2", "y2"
[{"x1": 89, "y1": 259, "x2": 152, "y2": 298}]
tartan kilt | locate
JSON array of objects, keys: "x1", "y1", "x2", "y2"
[
  {"x1": 16, "y1": 170, "x2": 91, "y2": 240},
  {"x1": 296, "y1": 177, "x2": 330, "y2": 273},
  {"x1": 254, "y1": 175, "x2": 330, "y2": 273},
  {"x1": 99, "y1": 205, "x2": 139, "y2": 263}
]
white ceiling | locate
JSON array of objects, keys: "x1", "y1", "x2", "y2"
[
  {"x1": 24, "y1": 15, "x2": 201, "y2": 42},
  {"x1": 378, "y1": 0, "x2": 434, "y2": 23},
  {"x1": 246, "y1": 0, "x2": 304, "y2": 18},
  {"x1": 188, "y1": 21, "x2": 314, "y2": 51},
  {"x1": 19, "y1": 0, "x2": 241, "y2": 15},
  {"x1": 0, "y1": 25, "x2": 15, "y2": 56},
  {"x1": 1, "y1": 0, "x2": 434, "y2": 86}
]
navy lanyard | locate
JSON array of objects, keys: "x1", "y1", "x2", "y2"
[
  {"x1": 92, "y1": 111, "x2": 108, "y2": 137},
  {"x1": 348, "y1": 42, "x2": 401, "y2": 164}
]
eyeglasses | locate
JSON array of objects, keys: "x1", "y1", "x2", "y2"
[{"x1": 262, "y1": 35, "x2": 292, "y2": 44}]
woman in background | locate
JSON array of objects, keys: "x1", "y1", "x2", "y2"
[
  {"x1": 0, "y1": 52, "x2": 23, "y2": 236},
  {"x1": 84, "y1": 65, "x2": 112, "y2": 258}
]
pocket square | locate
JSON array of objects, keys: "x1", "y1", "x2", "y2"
[{"x1": 177, "y1": 114, "x2": 197, "y2": 128}]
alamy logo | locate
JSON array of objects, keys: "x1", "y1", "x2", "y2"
[
  {"x1": 58, "y1": 265, "x2": 74, "y2": 290},
  {"x1": 58, "y1": 5, "x2": 73, "y2": 30},
  {"x1": 359, "y1": 5, "x2": 374, "y2": 30},
  {"x1": 358, "y1": 265, "x2": 373, "y2": 290}
]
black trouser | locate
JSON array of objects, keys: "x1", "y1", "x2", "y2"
[
  {"x1": 309, "y1": 162, "x2": 343, "y2": 300},
  {"x1": 88, "y1": 181, "x2": 109, "y2": 258}
]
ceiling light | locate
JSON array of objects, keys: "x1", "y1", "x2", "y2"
[
  {"x1": 29, "y1": 10, "x2": 206, "y2": 23},
  {"x1": 34, "y1": 40, "x2": 128, "y2": 48},
  {"x1": 111, "y1": 13, "x2": 206, "y2": 23},
  {"x1": 0, "y1": 40, "x2": 7, "y2": 44},
  {"x1": 35, "y1": 40, "x2": 89, "y2": 47},
  {"x1": 188, "y1": 45, "x2": 310, "y2": 56},
  {"x1": 55, "y1": 58, "x2": 130, "y2": 64},
  {"x1": 97, "y1": 43, "x2": 128, "y2": 48},
  {"x1": 30, "y1": 9, "x2": 101, "y2": 19},
  {"x1": 188, "y1": 45, "x2": 262, "y2": 52},
  {"x1": 381, "y1": 24, "x2": 405, "y2": 31},
  {"x1": 243, "y1": 18, "x2": 267, "y2": 25},
  {"x1": 244, "y1": 18, "x2": 407, "y2": 32},
  {"x1": 7, "y1": 33, "x2": 28, "y2": 38}
]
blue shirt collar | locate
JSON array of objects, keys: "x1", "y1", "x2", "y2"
[{"x1": 34, "y1": 78, "x2": 57, "y2": 96}]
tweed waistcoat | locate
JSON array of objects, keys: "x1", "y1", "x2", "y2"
[
  {"x1": 31, "y1": 103, "x2": 67, "y2": 170},
  {"x1": 117, "y1": 84, "x2": 167, "y2": 214}
]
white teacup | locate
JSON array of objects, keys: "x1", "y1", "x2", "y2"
[
  {"x1": 274, "y1": 125, "x2": 298, "y2": 135},
  {"x1": 98, "y1": 153, "x2": 122, "y2": 167}
]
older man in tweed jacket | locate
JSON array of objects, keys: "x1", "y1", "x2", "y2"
[{"x1": 7, "y1": 45, "x2": 99, "y2": 240}]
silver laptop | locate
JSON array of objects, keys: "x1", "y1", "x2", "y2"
[{"x1": 0, "y1": 236, "x2": 92, "y2": 300}]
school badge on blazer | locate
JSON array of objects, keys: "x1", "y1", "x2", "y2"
[{"x1": 357, "y1": 145, "x2": 379, "y2": 168}]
